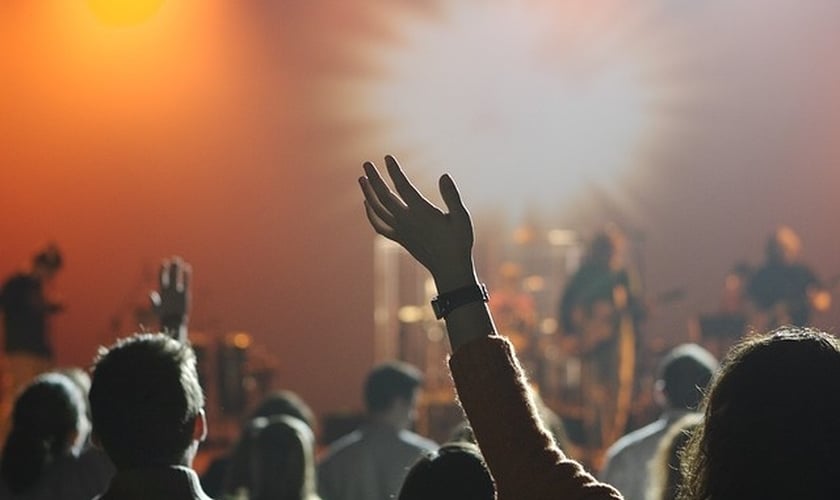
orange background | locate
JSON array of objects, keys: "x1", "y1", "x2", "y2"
[{"x1": 3, "y1": 1, "x2": 840, "y2": 421}]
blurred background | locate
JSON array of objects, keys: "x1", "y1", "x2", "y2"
[{"x1": 2, "y1": 0, "x2": 840, "y2": 444}]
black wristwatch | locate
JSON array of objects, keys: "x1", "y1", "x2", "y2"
[{"x1": 431, "y1": 283, "x2": 489, "y2": 320}]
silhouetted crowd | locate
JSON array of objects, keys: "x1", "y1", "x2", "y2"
[{"x1": 1, "y1": 157, "x2": 838, "y2": 500}]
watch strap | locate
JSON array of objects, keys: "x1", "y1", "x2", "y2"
[{"x1": 431, "y1": 283, "x2": 489, "y2": 320}]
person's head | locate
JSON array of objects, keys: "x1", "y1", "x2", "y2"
[
  {"x1": 765, "y1": 225, "x2": 801, "y2": 264},
  {"x1": 89, "y1": 333, "x2": 205, "y2": 470},
  {"x1": 1, "y1": 373, "x2": 88, "y2": 494},
  {"x1": 31, "y1": 244, "x2": 63, "y2": 281},
  {"x1": 364, "y1": 362, "x2": 423, "y2": 429},
  {"x1": 655, "y1": 344, "x2": 717, "y2": 412},
  {"x1": 398, "y1": 442, "x2": 495, "y2": 500},
  {"x1": 225, "y1": 415, "x2": 318, "y2": 500},
  {"x1": 680, "y1": 327, "x2": 840, "y2": 499},
  {"x1": 587, "y1": 224, "x2": 626, "y2": 269},
  {"x1": 251, "y1": 390, "x2": 316, "y2": 432}
]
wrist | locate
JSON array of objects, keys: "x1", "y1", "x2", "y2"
[
  {"x1": 432, "y1": 261, "x2": 479, "y2": 294},
  {"x1": 163, "y1": 324, "x2": 189, "y2": 342},
  {"x1": 161, "y1": 314, "x2": 187, "y2": 330},
  {"x1": 431, "y1": 283, "x2": 489, "y2": 320}
]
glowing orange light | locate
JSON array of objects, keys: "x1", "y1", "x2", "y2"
[
  {"x1": 87, "y1": 0, "x2": 165, "y2": 27},
  {"x1": 230, "y1": 332, "x2": 253, "y2": 349}
]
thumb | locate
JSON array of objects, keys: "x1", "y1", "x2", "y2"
[
  {"x1": 439, "y1": 174, "x2": 469, "y2": 219},
  {"x1": 149, "y1": 291, "x2": 162, "y2": 312}
]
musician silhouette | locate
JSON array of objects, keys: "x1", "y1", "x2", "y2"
[
  {"x1": 559, "y1": 226, "x2": 644, "y2": 453},
  {"x1": 747, "y1": 226, "x2": 830, "y2": 329}
]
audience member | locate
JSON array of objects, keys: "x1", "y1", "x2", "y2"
[
  {"x1": 318, "y1": 361, "x2": 437, "y2": 500},
  {"x1": 359, "y1": 156, "x2": 620, "y2": 499},
  {"x1": 0, "y1": 372, "x2": 108, "y2": 500},
  {"x1": 601, "y1": 344, "x2": 717, "y2": 500},
  {"x1": 223, "y1": 415, "x2": 320, "y2": 500},
  {"x1": 646, "y1": 413, "x2": 702, "y2": 500},
  {"x1": 202, "y1": 390, "x2": 317, "y2": 497},
  {"x1": 681, "y1": 327, "x2": 840, "y2": 499},
  {"x1": 89, "y1": 332, "x2": 210, "y2": 499},
  {"x1": 398, "y1": 442, "x2": 494, "y2": 500}
]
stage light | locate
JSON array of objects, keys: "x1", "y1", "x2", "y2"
[
  {"x1": 329, "y1": 1, "x2": 677, "y2": 212},
  {"x1": 88, "y1": 0, "x2": 165, "y2": 27},
  {"x1": 229, "y1": 331, "x2": 253, "y2": 350},
  {"x1": 397, "y1": 305, "x2": 426, "y2": 324}
]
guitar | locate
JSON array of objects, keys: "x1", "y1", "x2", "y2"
[
  {"x1": 747, "y1": 273, "x2": 838, "y2": 332},
  {"x1": 565, "y1": 286, "x2": 685, "y2": 355}
]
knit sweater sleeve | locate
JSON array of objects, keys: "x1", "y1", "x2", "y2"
[{"x1": 449, "y1": 335, "x2": 622, "y2": 500}]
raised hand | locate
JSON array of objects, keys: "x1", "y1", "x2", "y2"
[
  {"x1": 149, "y1": 256, "x2": 191, "y2": 341},
  {"x1": 359, "y1": 155, "x2": 476, "y2": 292}
]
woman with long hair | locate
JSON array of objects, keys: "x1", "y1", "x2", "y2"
[
  {"x1": 0, "y1": 372, "x2": 103, "y2": 499},
  {"x1": 680, "y1": 327, "x2": 840, "y2": 499},
  {"x1": 223, "y1": 415, "x2": 320, "y2": 500}
]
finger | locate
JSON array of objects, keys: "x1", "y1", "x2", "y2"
[
  {"x1": 171, "y1": 256, "x2": 187, "y2": 293},
  {"x1": 385, "y1": 155, "x2": 437, "y2": 211},
  {"x1": 439, "y1": 174, "x2": 469, "y2": 218},
  {"x1": 160, "y1": 260, "x2": 171, "y2": 289},
  {"x1": 181, "y1": 263, "x2": 192, "y2": 294},
  {"x1": 359, "y1": 177, "x2": 397, "y2": 226},
  {"x1": 168, "y1": 258, "x2": 180, "y2": 292},
  {"x1": 363, "y1": 161, "x2": 407, "y2": 214},
  {"x1": 149, "y1": 291, "x2": 161, "y2": 311},
  {"x1": 364, "y1": 201, "x2": 400, "y2": 241}
]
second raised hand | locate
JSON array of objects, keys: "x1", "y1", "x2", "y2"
[{"x1": 359, "y1": 155, "x2": 477, "y2": 292}]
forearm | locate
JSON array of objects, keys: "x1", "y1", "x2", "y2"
[
  {"x1": 438, "y1": 268, "x2": 620, "y2": 498},
  {"x1": 449, "y1": 336, "x2": 621, "y2": 499}
]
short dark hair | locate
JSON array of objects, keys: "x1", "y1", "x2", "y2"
[
  {"x1": 681, "y1": 327, "x2": 840, "y2": 499},
  {"x1": 363, "y1": 362, "x2": 422, "y2": 413},
  {"x1": 399, "y1": 442, "x2": 495, "y2": 500},
  {"x1": 89, "y1": 333, "x2": 204, "y2": 469},
  {"x1": 658, "y1": 344, "x2": 717, "y2": 410}
]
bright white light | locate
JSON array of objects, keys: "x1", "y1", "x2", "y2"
[{"x1": 329, "y1": 1, "x2": 672, "y2": 212}]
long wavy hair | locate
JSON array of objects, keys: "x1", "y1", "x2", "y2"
[
  {"x1": 648, "y1": 413, "x2": 703, "y2": 500},
  {"x1": 1, "y1": 373, "x2": 85, "y2": 494},
  {"x1": 679, "y1": 327, "x2": 840, "y2": 499}
]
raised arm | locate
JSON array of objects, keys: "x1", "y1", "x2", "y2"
[
  {"x1": 359, "y1": 155, "x2": 492, "y2": 349},
  {"x1": 149, "y1": 257, "x2": 191, "y2": 342},
  {"x1": 359, "y1": 156, "x2": 621, "y2": 500}
]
